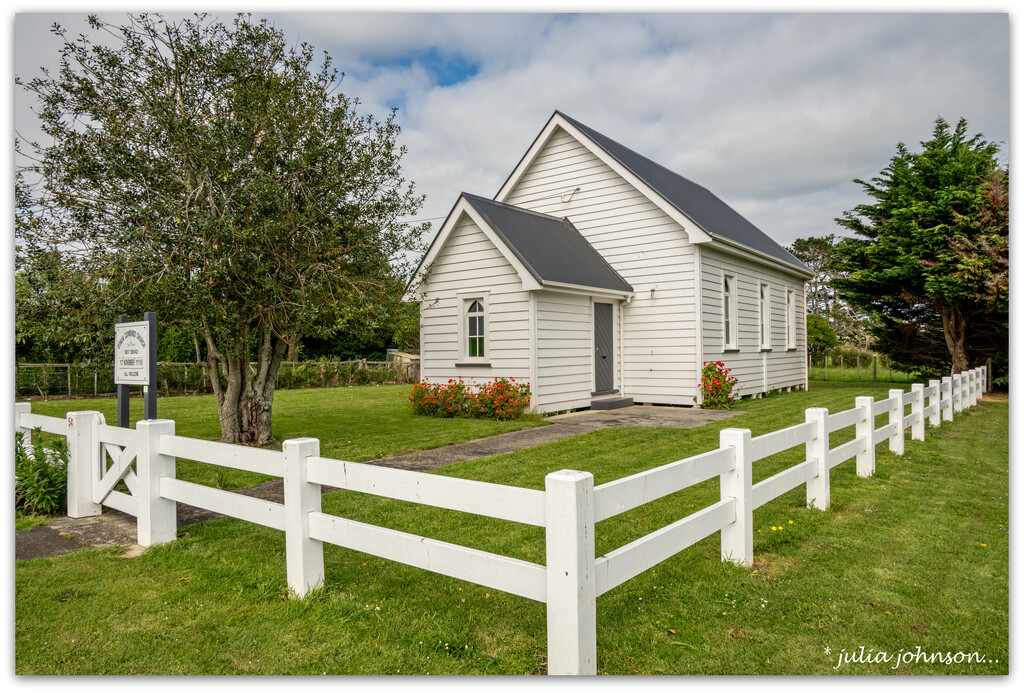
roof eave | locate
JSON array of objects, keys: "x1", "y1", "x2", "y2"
[
  {"x1": 706, "y1": 235, "x2": 814, "y2": 279},
  {"x1": 539, "y1": 280, "x2": 634, "y2": 299}
]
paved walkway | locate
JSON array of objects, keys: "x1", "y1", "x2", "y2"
[
  {"x1": 371, "y1": 405, "x2": 740, "y2": 470},
  {"x1": 16, "y1": 405, "x2": 741, "y2": 560}
]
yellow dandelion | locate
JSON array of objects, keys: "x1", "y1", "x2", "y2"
[
  {"x1": 981, "y1": 543, "x2": 987, "y2": 547},
  {"x1": 788, "y1": 520, "x2": 794, "y2": 524}
]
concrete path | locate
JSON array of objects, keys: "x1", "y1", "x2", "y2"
[
  {"x1": 371, "y1": 405, "x2": 741, "y2": 471},
  {"x1": 16, "y1": 405, "x2": 740, "y2": 559}
]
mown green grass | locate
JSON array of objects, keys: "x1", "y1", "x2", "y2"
[{"x1": 15, "y1": 382, "x2": 1007, "y2": 674}]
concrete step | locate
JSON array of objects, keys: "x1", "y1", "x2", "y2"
[{"x1": 591, "y1": 397, "x2": 633, "y2": 411}]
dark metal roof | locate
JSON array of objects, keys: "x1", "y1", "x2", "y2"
[
  {"x1": 462, "y1": 193, "x2": 633, "y2": 293},
  {"x1": 556, "y1": 112, "x2": 809, "y2": 273}
]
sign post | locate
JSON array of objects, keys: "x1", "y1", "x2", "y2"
[{"x1": 114, "y1": 313, "x2": 157, "y2": 427}]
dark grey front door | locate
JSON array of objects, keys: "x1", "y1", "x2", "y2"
[{"x1": 594, "y1": 302, "x2": 614, "y2": 393}]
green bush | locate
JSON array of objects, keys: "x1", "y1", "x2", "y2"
[
  {"x1": 352, "y1": 367, "x2": 371, "y2": 386},
  {"x1": 15, "y1": 428, "x2": 69, "y2": 515},
  {"x1": 697, "y1": 361, "x2": 739, "y2": 409}
]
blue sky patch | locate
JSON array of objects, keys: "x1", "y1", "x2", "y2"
[{"x1": 375, "y1": 47, "x2": 479, "y2": 88}]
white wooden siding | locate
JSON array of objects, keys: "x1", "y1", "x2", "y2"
[
  {"x1": 419, "y1": 216, "x2": 531, "y2": 385},
  {"x1": 501, "y1": 127, "x2": 700, "y2": 405},
  {"x1": 534, "y1": 291, "x2": 593, "y2": 412},
  {"x1": 698, "y1": 245, "x2": 806, "y2": 396}
]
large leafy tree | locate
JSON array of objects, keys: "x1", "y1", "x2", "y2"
[
  {"x1": 788, "y1": 235, "x2": 871, "y2": 348},
  {"x1": 17, "y1": 14, "x2": 427, "y2": 444},
  {"x1": 832, "y1": 118, "x2": 1007, "y2": 374}
]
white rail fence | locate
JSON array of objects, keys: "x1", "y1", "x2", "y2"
[{"x1": 14, "y1": 366, "x2": 988, "y2": 675}]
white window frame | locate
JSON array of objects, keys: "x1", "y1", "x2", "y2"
[
  {"x1": 759, "y1": 281, "x2": 771, "y2": 350},
  {"x1": 786, "y1": 288, "x2": 796, "y2": 350},
  {"x1": 456, "y1": 292, "x2": 489, "y2": 363},
  {"x1": 723, "y1": 273, "x2": 738, "y2": 351}
]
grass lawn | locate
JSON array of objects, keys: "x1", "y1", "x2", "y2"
[{"x1": 15, "y1": 381, "x2": 1008, "y2": 674}]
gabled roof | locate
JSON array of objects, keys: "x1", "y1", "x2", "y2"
[
  {"x1": 498, "y1": 111, "x2": 810, "y2": 275},
  {"x1": 462, "y1": 193, "x2": 633, "y2": 294}
]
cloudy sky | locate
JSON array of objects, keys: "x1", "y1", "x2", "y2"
[{"x1": 9, "y1": 6, "x2": 1012, "y2": 253}]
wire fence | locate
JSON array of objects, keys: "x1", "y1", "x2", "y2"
[
  {"x1": 14, "y1": 360, "x2": 420, "y2": 400},
  {"x1": 808, "y1": 353, "x2": 917, "y2": 383}
]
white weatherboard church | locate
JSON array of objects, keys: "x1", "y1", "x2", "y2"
[{"x1": 406, "y1": 111, "x2": 812, "y2": 413}]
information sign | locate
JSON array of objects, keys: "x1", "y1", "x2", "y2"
[{"x1": 114, "y1": 321, "x2": 151, "y2": 385}]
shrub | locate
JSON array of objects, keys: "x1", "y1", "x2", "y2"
[
  {"x1": 15, "y1": 428, "x2": 69, "y2": 515},
  {"x1": 409, "y1": 378, "x2": 531, "y2": 420},
  {"x1": 697, "y1": 360, "x2": 739, "y2": 409},
  {"x1": 469, "y1": 378, "x2": 531, "y2": 420},
  {"x1": 352, "y1": 366, "x2": 371, "y2": 386},
  {"x1": 409, "y1": 378, "x2": 469, "y2": 417}
]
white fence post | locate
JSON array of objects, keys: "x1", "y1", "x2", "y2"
[
  {"x1": 855, "y1": 396, "x2": 875, "y2": 477},
  {"x1": 14, "y1": 402, "x2": 31, "y2": 446},
  {"x1": 910, "y1": 383, "x2": 925, "y2": 442},
  {"x1": 888, "y1": 389, "x2": 905, "y2": 455},
  {"x1": 136, "y1": 419, "x2": 177, "y2": 546},
  {"x1": 545, "y1": 469, "x2": 597, "y2": 676},
  {"x1": 942, "y1": 376, "x2": 953, "y2": 422},
  {"x1": 66, "y1": 411, "x2": 103, "y2": 519},
  {"x1": 283, "y1": 437, "x2": 325, "y2": 598},
  {"x1": 967, "y1": 370, "x2": 975, "y2": 407},
  {"x1": 805, "y1": 408, "x2": 830, "y2": 510},
  {"x1": 927, "y1": 380, "x2": 941, "y2": 428},
  {"x1": 719, "y1": 429, "x2": 753, "y2": 566},
  {"x1": 971, "y1": 369, "x2": 980, "y2": 406},
  {"x1": 953, "y1": 374, "x2": 963, "y2": 413}
]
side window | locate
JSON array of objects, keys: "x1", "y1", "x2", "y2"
[
  {"x1": 723, "y1": 274, "x2": 737, "y2": 350},
  {"x1": 760, "y1": 282, "x2": 771, "y2": 350},
  {"x1": 467, "y1": 299, "x2": 485, "y2": 358},
  {"x1": 786, "y1": 289, "x2": 796, "y2": 349}
]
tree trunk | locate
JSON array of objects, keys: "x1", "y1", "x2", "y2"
[
  {"x1": 939, "y1": 303, "x2": 970, "y2": 373},
  {"x1": 200, "y1": 323, "x2": 290, "y2": 445}
]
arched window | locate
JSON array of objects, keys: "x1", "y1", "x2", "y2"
[{"x1": 467, "y1": 300, "x2": 485, "y2": 358}]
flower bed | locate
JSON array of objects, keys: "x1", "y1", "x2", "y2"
[{"x1": 410, "y1": 378, "x2": 531, "y2": 420}]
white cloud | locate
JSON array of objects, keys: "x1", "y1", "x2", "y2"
[{"x1": 12, "y1": 11, "x2": 1010, "y2": 251}]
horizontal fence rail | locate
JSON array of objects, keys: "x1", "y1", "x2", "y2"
[
  {"x1": 594, "y1": 498, "x2": 736, "y2": 596},
  {"x1": 306, "y1": 456, "x2": 546, "y2": 527},
  {"x1": 160, "y1": 434, "x2": 285, "y2": 477},
  {"x1": 307, "y1": 513, "x2": 548, "y2": 602},
  {"x1": 14, "y1": 365, "x2": 988, "y2": 676},
  {"x1": 592, "y1": 447, "x2": 733, "y2": 522}
]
